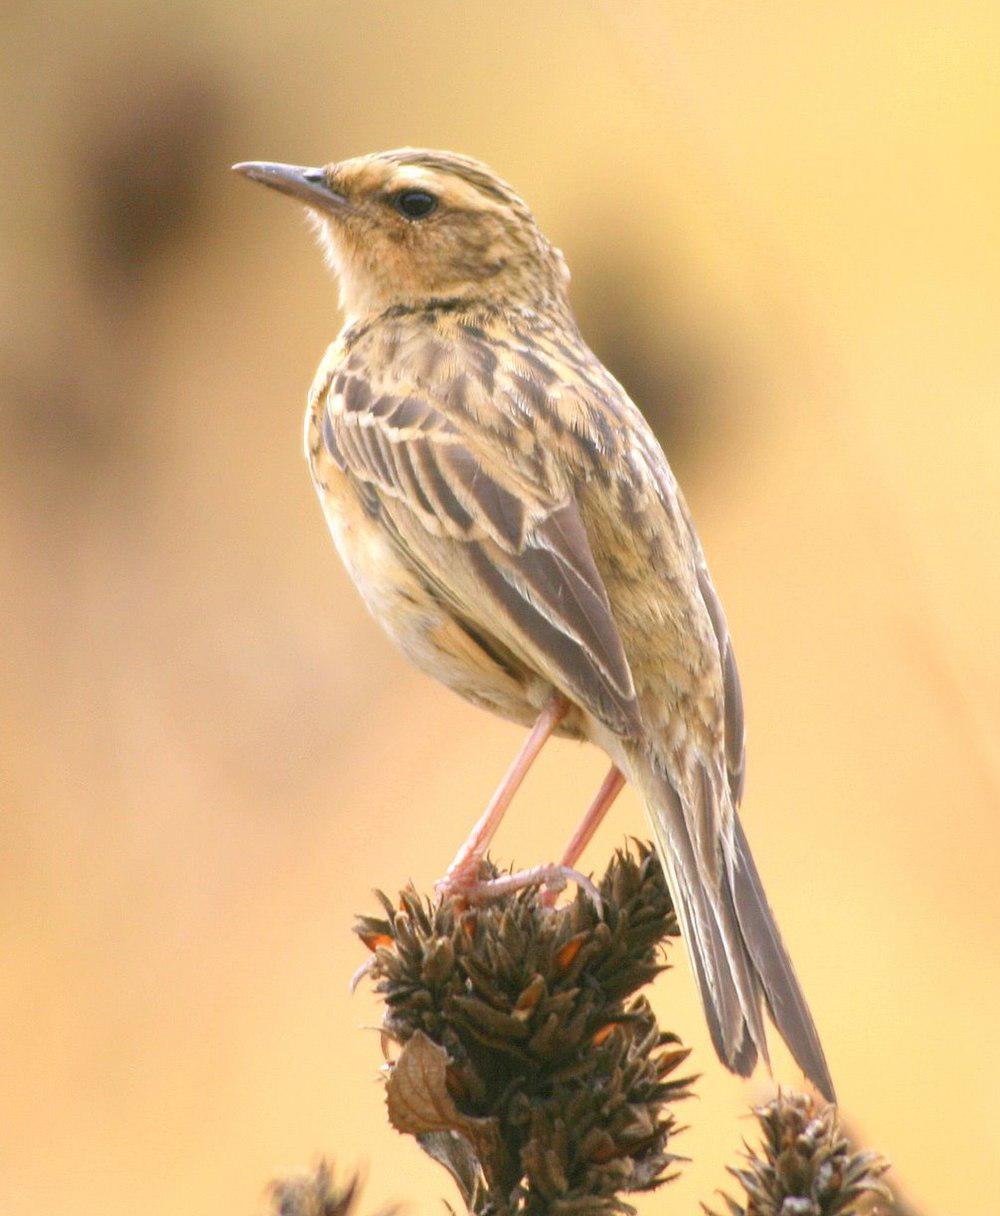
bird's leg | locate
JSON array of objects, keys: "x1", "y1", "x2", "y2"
[
  {"x1": 435, "y1": 694, "x2": 569, "y2": 899},
  {"x1": 461, "y1": 764, "x2": 625, "y2": 913},
  {"x1": 540, "y1": 764, "x2": 626, "y2": 907},
  {"x1": 558, "y1": 765, "x2": 626, "y2": 869}
]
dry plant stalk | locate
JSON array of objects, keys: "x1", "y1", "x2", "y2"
[
  {"x1": 356, "y1": 844, "x2": 688, "y2": 1214},
  {"x1": 267, "y1": 844, "x2": 897, "y2": 1215}
]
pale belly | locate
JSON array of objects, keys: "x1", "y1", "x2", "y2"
[{"x1": 315, "y1": 467, "x2": 541, "y2": 727}]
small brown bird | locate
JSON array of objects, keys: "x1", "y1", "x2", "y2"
[{"x1": 234, "y1": 149, "x2": 834, "y2": 1101}]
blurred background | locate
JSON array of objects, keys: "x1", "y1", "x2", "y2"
[{"x1": 2, "y1": 2, "x2": 998, "y2": 1213}]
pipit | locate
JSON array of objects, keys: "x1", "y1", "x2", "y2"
[{"x1": 234, "y1": 149, "x2": 835, "y2": 1101}]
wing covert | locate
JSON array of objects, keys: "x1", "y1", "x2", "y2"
[
  {"x1": 321, "y1": 367, "x2": 641, "y2": 737},
  {"x1": 694, "y1": 560, "x2": 746, "y2": 807}
]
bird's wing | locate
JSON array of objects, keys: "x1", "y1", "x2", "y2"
[
  {"x1": 617, "y1": 412, "x2": 746, "y2": 810},
  {"x1": 317, "y1": 365, "x2": 641, "y2": 737},
  {"x1": 691, "y1": 544, "x2": 746, "y2": 807}
]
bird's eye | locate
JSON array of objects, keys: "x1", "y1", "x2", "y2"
[{"x1": 393, "y1": 189, "x2": 438, "y2": 220}]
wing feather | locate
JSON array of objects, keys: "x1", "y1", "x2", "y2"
[
  {"x1": 323, "y1": 371, "x2": 640, "y2": 736},
  {"x1": 695, "y1": 563, "x2": 746, "y2": 807}
]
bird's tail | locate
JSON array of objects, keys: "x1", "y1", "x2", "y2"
[{"x1": 627, "y1": 755, "x2": 836, "y2": 1103}]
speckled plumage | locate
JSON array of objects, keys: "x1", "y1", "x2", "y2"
[{"x1": 238, "y1": 148, "x2": 833, "y2": 1101}]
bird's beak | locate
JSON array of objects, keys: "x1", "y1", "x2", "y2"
[{"x1": 232, "y1": 161, "x2": 348, "y2": 214}]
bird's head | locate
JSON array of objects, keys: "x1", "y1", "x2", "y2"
[{"x1": 234, "y1": 148, "x2": 570, "y2": 319}]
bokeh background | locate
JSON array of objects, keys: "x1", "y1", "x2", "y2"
[{"x1": 2, "y1": 3, "x2": 998, "y2": 1213}]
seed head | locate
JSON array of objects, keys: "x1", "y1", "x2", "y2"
[{"x1": 355, "y1": 843, "x2": 691, "y2": 1214}]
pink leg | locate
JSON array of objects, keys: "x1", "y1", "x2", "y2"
[
  {"x1": 560, "y1": 766, "x2": 625, "y2": 869},
  {"x1": 541, "y1": 765, "x2": 625, "y2": 907},
  {"x1": 436, "y1": 695, "x2": 569, "y2": 896},
  {"x1": 466, "y1": 764, "x2": 626, "y2": 912}
]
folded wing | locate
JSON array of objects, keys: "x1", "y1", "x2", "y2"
[{"x1": 320, "y1": 369, "x2": 641, "y2": 737}]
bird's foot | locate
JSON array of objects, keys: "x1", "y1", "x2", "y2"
[
  {"x1": 436, "y1": 858, "x2": 602, "y2": 915},
  {"x1": 433, "y1": 850, "x2": 485, "y2": 906}
]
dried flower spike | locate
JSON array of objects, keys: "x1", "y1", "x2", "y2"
[
  {"x1": 355, "y1": 843, "x2": 691, "y2": 1214},
  {"x1": 267, "y1": 1162, "x2": 395, "y2": 1216},
  {"x1": 708, "y1": 1092, "x2": 892, "y2": 1216}
]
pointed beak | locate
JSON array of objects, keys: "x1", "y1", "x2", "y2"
[{"x1": 232, "y1": 161, "x2": 348, "y2": 213}]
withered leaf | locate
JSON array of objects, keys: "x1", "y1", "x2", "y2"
[
  {"x1": 385, "y1": 1031, "x2": 503, "y2": 1178},
  {"x1": 416, "y1": 1131, "x2": 483, "y2": 1208}
]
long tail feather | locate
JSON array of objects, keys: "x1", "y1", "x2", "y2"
[
  {"x1": 632, "y1": 757, "x2": 836, "y2": 1103},
  {"x1": 730, "y1": 815, "x2": 835, "y2": 1101}
]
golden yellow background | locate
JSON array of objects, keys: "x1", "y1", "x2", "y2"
[{"x1": 3, "y1": 3, "x2": 998, "y2": 1212}]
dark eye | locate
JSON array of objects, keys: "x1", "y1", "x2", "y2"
[{"x1": 393, "y1": 189, "x2": 438, "y2": 220}]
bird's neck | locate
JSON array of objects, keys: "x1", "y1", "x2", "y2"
[{"x1": 339, "y1": 291, "x2": 576, "y2": 343}]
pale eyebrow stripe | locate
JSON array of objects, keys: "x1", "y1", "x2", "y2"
[{"x1": 383, "y1": 152, "x2": 515, "y2": 205}]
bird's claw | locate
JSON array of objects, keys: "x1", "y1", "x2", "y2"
[{"x1": 436, "y1": 860, "x2": 603, "y2": 916}]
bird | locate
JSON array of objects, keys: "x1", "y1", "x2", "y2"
[{"x1": 234, "y1": 148, "x2": 835, "y2": 1102}]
